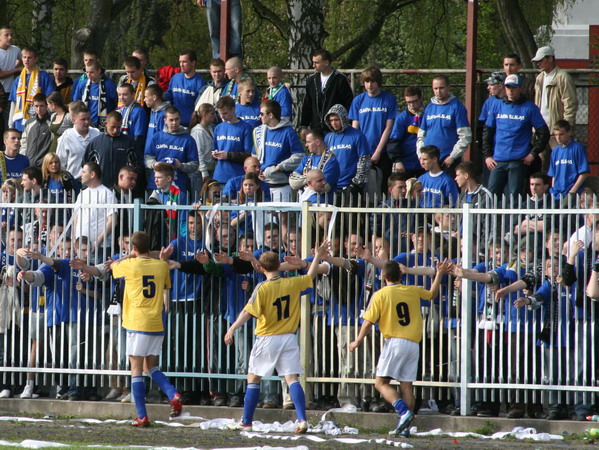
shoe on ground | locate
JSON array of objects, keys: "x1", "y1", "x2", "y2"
[
  {"x1": 214, "y1": 395, "x2": 228, "y2": 407},
  {"x1": 131, "y1": 416, "x2": 150, "y2": 427},
  {"x1": 283, "y1": 403, "x2": 294, "y2": 410},
  {"x1": 228, "y1": 420, "x2": 252, "y2": 431},
  {"x1": 106, "y1": 389, "x2": 121, "y2": 400},
  {"x1": 476, "y1": 403, "x2": 499, "y2": 417},
  {"x1": 394, "y1": 410, "x2": 414, "y2": 437},
  {"x1": 507, "y1": 405, "x2": 525, "y2": 419},
  {"x1": 372, "y1": 402, "x2": 392, "y2": 413},
  {"x1": 401, "y1": 427, "x2": 411, "y2": 438},
  {"x1": 169, "y1": 393, "x2": 182, "y2": 418},
  {"x1": 119, "y1": 393, "x2": 131, "y2": 403},
  {"x1": 228, "y1": 395, "x2": 243, "y2": 407},
  {"x1": 20, "y1": 385, "x2": 34, "y2": 399},
  {"x1": 469, "y1": 401, "x2": 482, "y2": 416},
  {"x1": 262, "y1": 401, "x2": 277, "y2": 409},
  {"x1": 55, "y1": 386, "x2": 67, "y2": 400},
  {"x1": 526, "y1": 404, "x2": 545, "y2": 419},
  {"x1": 294, "y1": 420, "x2": 309, "y2": 434},
  {"x1": 546, "y1": 409, "x2": 568, "y2": 420},
  {"x1": 0, "y1": 389, "x2": 11, "y2": 398},
  {"x1": 449, "y1": 406, "x2": 461, "y2": 416}
]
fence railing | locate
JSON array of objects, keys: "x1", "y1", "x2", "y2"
[{"x1": 0, "y1": 195, "x2": 598, "y2": 416}]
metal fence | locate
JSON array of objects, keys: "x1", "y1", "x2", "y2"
[{"x1": 0, "y1": 194, "x2": 598, "y2": 416}]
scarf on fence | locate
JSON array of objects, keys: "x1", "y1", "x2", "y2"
[
  {"x1": 82, "y1": 77, "x2": 108, "y2": 128},
  {"x1": 263, "y1": 82, "x2": 284, "y2": 102},
  {"x1": 119, "y1": 102, "x2": 139, "y2": 135},
  {"x1": 13, "y1": 68, "x2": 40, "y2": 126}
]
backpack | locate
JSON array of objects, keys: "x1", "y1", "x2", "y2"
[{"x1": 156, "y1": 65, "x2": 181, "y2": 92}]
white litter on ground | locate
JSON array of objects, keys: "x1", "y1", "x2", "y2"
[
  {"x1": 0, "y1": 417, "x2": 52, "y2": 423},
  {"x1": 412, "y1": 426, "x2": 564, "y2": 441}
]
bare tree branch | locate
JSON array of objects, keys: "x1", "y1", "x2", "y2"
[
  {"x1": 332, "y1": 0, "x2": 419, "y2": 68},
  {"x1": 252, "y1": 0, "x2": 289, "y2": 38}
]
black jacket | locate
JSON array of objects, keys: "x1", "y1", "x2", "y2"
[
  {"x1": 300, "y1": 69, "x2": 353, "y2": 131},
  {"x1": 84, "y1": 133, "x2": 137, "y2": 189}
]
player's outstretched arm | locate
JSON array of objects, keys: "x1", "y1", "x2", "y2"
[
  {"x1": 349, "y1": 320, "x2": 374, "y2": 352},
  {"x1": 309, "y1": 240, "x2": 330, "y2": 279},
  {"x1": 430, "y1": 259, "x2": 452, "y2": 299},
  {"x1": 70, "y1": 258, "x2": 102, "y2": 277},
  {"x1": 224, "y1": 310, "x2": 253, "y2": 345}
]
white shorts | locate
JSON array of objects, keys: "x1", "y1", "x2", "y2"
[
  {"x1": 376, "y1": 337, "x2": 419, "y2": 382},
  {"x1": 270, "y1": 185, "x2": 292, "y2": 202},
  {"x1": 126, "y1": 332, "x2": 163, "y2": 357},
  {"x1": 248, "y1": 333, "x2": 303, "y2": 377}
]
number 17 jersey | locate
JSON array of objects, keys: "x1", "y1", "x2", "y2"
[
  {"x1": 245, "y1": 275, "x2": 313, "y2": 336},
  {"x1": 112, "y1": 257, "x2": 171, "y2": 334},
  {"x1": 363, "y1": 283, "x2": 432, "y2": 342}
]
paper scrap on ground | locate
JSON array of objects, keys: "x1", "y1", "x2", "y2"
[{"x1": 412, "y1": 426, "x2": 564, "y2": 441}]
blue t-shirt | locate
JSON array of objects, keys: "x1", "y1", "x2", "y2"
[
  {"x1": 294, "y1": 153, "x2": 340, "y2": 192},
  {"x1": 213, "y1": 120, "x2": 254, "y2": 183},
  {"x1": 72, "y1": 78, "x2": 118, "y2": 127},
  {"x1": 254, "y1": 125, "x2": 304, "y2": 170},
  {"x1": 145, "y1": 108, "x2": 166, "y2": 154},
  {"x1": 119, "y1": 103, "x2": 149, "y2": 138},
  {"x1": 223, "y1": 175, "x2": 271, "y2": 201},
  {"x1": 169, "y1": 236, "x2": 203, "y2": 302},
  {"x1": 271, "y1": 86, "x2": 293, "y2": 119},
  {"x1": 478, "y1": 96, "x2": 502, "y2": 122},
  {"x1": 389, "y1": 108, "x2": 421, "y2": 171},
  {"x1": 4, "y1": 154, "x2": 30, "y2": 181},
  {"x1": 421, "y1": 97, "x2": 470, "y2": 161},
  {"x1": 235, "y1": 102, "x2": 261, "y2": 129},
  {"x1": 548, "y1": 140, "x2": 589, "y2": 198},
  {"x1": 418, "y1": 171, "x2": 459, "y2": 207},
  {"x1": 145, "y1": 131, "x2": 199, "y2": 191},
  {"x1": 166, "y1": 73, "x2": 206, "y2": 126},
  {"x1": 325, "y1": 127, "x2": 370, "y2": 188},
  {"x1": 485, "y1": 99, "x2": 546, "y2": 161},
  {"x1": 9, "y1": 71, "x2": 55, "y2": 131},
  {"x1": 349, "y1": 91, "x2": 397, "y2": 152}
]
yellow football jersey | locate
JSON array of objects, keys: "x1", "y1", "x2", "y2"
[
  {"x1": 112, "y1": 257, "x2": 171, "y2": 333},
  {"x1": 245, "y1": 274, "x2": 313, "y2": 336},
  {"x1": 362, "y1": 283, "x2": 432, "y2": 342}
]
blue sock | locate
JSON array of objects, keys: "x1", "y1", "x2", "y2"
[
  {"x1": 132, "y1": 377, "x2": 147, "y2": 419},
  {"x1": 393, "y1": 398, "x2": 408, "y2": 416},
  {"x1": 149, "y1": 367, "x2": 177, "y2": 401},
  {"x1": 289, "y1": 381, "x2": 307, "y2": 422},
  {"x1": 242, "y1": 383, "x2": 261, "y2": 425}
]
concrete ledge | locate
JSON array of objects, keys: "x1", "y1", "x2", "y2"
[{"x1": 0, "y1": 398, "x2": 591, "y2": 435}]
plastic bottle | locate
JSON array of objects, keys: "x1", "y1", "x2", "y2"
[
  {"x1": 587, "y1": 415, "x2": 599, "y2": 422},
  {"x1": 585, "y1": 428, "x2": 599, "y2": 438}
]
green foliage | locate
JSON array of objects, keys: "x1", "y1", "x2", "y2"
[
  {"x1": 3, "y1": 0, "x2": 577, "y2": 71},
  {"x1": 472, "y1": 420, "x2": 495, "y2": 436}
]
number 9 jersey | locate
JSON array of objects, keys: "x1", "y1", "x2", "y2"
[
  {"x1": 244, "y1": 275, "x2": 313, "y2": 336},
  {"x1": 362, "y1": 283, "x2": 433, "y2": 343},
  {"x1": 112, "y1": 257, "x2": 172, "y2": 334}
]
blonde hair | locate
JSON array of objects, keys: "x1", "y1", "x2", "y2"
[
  {"x1": 41, "y1": 152, "x2": 63, "y2": 182},
  {"x1": 406, "y1": 178, "x2": 423, "y2": 198}
]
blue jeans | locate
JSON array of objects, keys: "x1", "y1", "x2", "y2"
[
  {"x1": 487, "y1": 160, "x2": 527, "y2": 201},
  {"x1": 206, "y1": 0, "x2": 242, "y2": 59}
]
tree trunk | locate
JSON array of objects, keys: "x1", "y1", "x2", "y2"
[
  {"x1": 287, "y1": 0, "x2": 324, "y2": 126},
  {"x1": 70, "y1": 0, "x2": 133, "y2": 68},
  {"x1": 494, "y1": 0, "x2": 538, "y2": 67},
  {"x1": 32, "y1": 0, "x2": 56, "y2": 67}
]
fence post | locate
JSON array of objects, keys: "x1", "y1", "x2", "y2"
[
  {"x1": 133, "y1": 198, "x2": 142, "y2": 232},
  {"x1": 460, "y1": 202, "x2": 473, "y2": 415},
  {"x1": 299, "y1": 201, "x2": 313, "y2": 400}
]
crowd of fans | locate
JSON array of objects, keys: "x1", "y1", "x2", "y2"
[{"x1": 0, "y1": 21, "x2": 598, "y2": 421}]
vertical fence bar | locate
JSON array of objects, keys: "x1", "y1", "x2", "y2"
[
  {"x1": 460, "y1": 202, "x2": 473, "y2": 415},
  {"x1": 299, "y1": 201, "x2": 313, "y2": 400}
]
